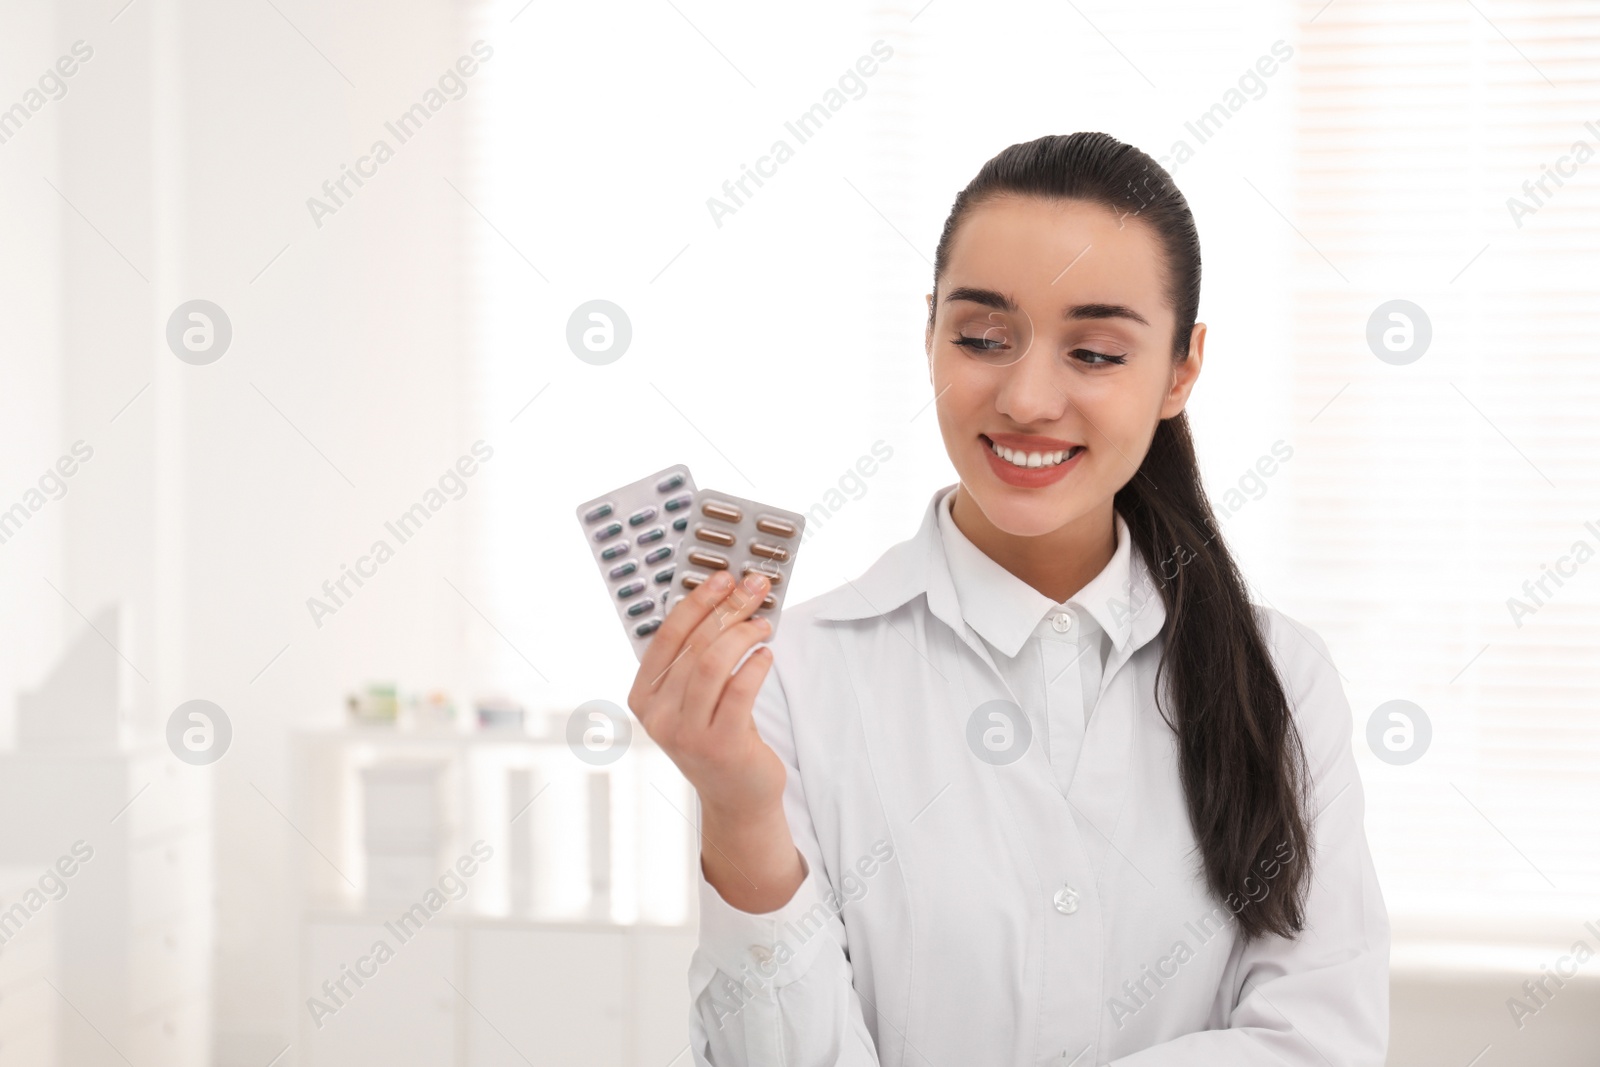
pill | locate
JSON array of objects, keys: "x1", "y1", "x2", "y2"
[
  {"x1": 628, "y1": 506, "x2": 657, "y2": 526},
  {"x1": 644, "y1": 545, "x2": 672, "y2": 564},
  {"x1": 637, "y1": 526, "x2": 666, "y2": 545},
  {"x1": 749, "y1": 540, "x2": 789, "y2": 562},
  {"x1": 657, "y1": 473, "x2": 685, "y2": 492},
  {"x1": 680, "y1": 573, "x2": 704, "y2": 590},
  {"x1": 761, "y1": 594, "x2": 776, "y2": 610},
  {"x1": 695, "y1": 525, "x2": 736, "y2": 547},
  {"x1": 594, "y1": 522, "x2": 624, "y2": 542},
  {"x1": 702, "y1": 500, "x2": 743, "y2": 523},
  {"x1": 600, "y1": 540, "x2": 631, "y2": 561},
  {"x1": 672, "y1": 516, "x2": 688, "y2": 532},
  {"x1": 664, "y1": 493, "x2": 693, "y2": 512},
  {"x1": 608, "y1": 561, "x2": 637, "y2": 580},
  {"x1": 617, "y1": 580, "x2": 646, "y2": 599},
  {"x1": 755, "y1": 516, "x2": 797, "y2": 538},
  {"x1": 626, "y1": 599, "x2": 654, "y2": 617},
  {"x1": 583, "y1": 503, "x2": 613, "y2": 523},
  {"x1": 634, "y1": 617, "x2": 662, "y2": 637},
  {"x1": 687, "y1": 550, "x2": 729, "y2": 570},
  {"x1": 743, "y1": 563, "x2": 782, "y2": 586},
  {"x1": 654, "y1": 566, "x2": 675, "y2": 584}
]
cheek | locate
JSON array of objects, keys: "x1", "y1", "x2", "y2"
[{"x1": 931, "y1": 353, "x2": 993, "y2": 426}]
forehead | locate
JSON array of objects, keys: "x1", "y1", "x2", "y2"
[{"x1": 940, "y1": 195, "x2": 1170, "y2": 320}]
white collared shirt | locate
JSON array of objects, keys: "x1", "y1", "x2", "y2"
[
  {"x1": 936, "y1": 491, "x2": 1133, "y2": 799},
  {"x1": 689, "y1": 485, "x2": 1390, "y2": 1066}
]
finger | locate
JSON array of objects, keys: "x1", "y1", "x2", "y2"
[
  {"x1": 679, "y1": 616, "x2": 772, "y2": 734},
  {"x1": 632, "y1": 570, "x2": 737, "y2": 709},
  {"x1": 707, "y1": 644, "x2": 774, "y2": 741},
  {"x1": 656, "y1": 572, "x2": 771, "y2": 711}
]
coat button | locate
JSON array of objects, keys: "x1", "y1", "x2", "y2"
[
  {"x1": 1053, "y1": 884, "x2": 1079, "y2": 914},
  {"x1": 1051, "y1": 612, "x2": 1074, "y2": 633}
]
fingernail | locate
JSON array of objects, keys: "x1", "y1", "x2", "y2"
[
  {"x1": 711, "y1": 571, "x2": 734, "y2": 591},
  {"x1": 743, "y1": 573, "x2": 768, "y2": 593}
]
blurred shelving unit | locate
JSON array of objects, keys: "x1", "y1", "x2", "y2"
[
  {"x1": 0, "y1": 606, "x2": 211, "y2": 1067},
  {"x1": 289, "y1": 712, "x2": 700, "y2": 1067}
]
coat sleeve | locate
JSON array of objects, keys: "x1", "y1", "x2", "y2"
[
  {"x1": 1108, "y1": 610, "x2": 1391, "y2": 1067},
  {"x1": 688, "y1": 650, "x2": 883, "y2": 1066}
]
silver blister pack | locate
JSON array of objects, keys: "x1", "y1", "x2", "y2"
[
  {"x1": 574, "y1": 464, "x2": 697, "y2": 660},
  {"x1": 577, "y1": 469, "x2": 806, "y2": 656},
  {"x1": 666, "y1": 489, "x2": 806, "y2": 639}
]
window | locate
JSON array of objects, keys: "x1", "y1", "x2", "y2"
[{"x1": 463, "y1": 0, "x2": 1600, "y2": 935}]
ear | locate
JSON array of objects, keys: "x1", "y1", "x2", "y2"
[
  {"x1": 1159, "y1": 322, "x2": 1205, "y2": 419},
  {"x1": 924, "y1": 293, "x2": 935, "y2": 379}
]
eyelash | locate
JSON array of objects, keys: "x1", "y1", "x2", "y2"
[{"x1": 950, "y1": 336, "x2": 1128, "y2": 365}]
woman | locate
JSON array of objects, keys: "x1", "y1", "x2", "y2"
[{"x1": 629, "y1": 132, "x2": 1389, "y2": 1065}]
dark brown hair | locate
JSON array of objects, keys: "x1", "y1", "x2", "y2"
[{"x1": 929, "y1": 132, "x2": 1311, "y2": 941}]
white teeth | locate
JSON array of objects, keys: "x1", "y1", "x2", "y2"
[{"x1": 988, "y1": 440, "x2": 1080, "y2": 469}]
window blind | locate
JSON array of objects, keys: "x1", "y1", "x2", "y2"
[{"x1": 1287, "y1": 0, "x2": 1600, "y2": 931}]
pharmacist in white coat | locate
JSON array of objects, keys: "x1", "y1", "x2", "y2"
[{"x1": 628, "y1": 132, "x2": 1389, "y2": 1066}]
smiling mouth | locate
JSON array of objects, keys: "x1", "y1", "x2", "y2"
[{"x1": 982, "y1": 434, "x2": 1085, "y2": 469}]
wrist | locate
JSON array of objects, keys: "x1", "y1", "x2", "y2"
[{"x1": 699, "y1": 803, "x2": 804, "y2": 914}]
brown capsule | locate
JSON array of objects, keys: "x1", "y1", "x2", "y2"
[
  {"x1": 680, "y1": 573, "x2": 704, "y2": 590},
  {"x1": 694, "y1": 525, "x2": 736, "y2": 547},
  {"x1": 759, "y1": 594, "x2": 776, "y2": 610},
  {"x1": 755, "y1": 516, "x2": 797, "y2": 538},
  {"x1": 749, "y1": 540, "x2": 789, "y2": 562},
  {"x1": 701, "y1": 500, "x2": 743, "y2": 523},
  {"x1": 687, "y1": 550, "x2": 729, "y2": 570},
  {"x1": 742, "y1": 564, "x2": 782, "y2": 587}
]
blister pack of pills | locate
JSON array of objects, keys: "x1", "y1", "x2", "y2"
[
  {"x1": 577, "y1": 470, "x2": 806, "y2": 658},
  {"x1": 575, "y1": 464, "x2": 697, "y2": 660},
  {"x1": 667, "y1": 490, "x2": 806, "y2": 634}
]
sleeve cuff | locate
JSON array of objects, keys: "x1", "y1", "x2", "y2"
[{"x1": 695, "y1": 852, "x2": 836, "y2": 989}]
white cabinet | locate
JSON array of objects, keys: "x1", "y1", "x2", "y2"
[
  {"x1": 292, "y1": 725, "x2": 701, "y2": 1066},
  {"x1": 0, "y1": 748, "x2": 211, "y2": 1067},
  {"x1": 0, "y1": 872, "x2": 58, "y2": 1067},
  {"x1": 297, "y1": 917, "x2": 699, "y2": 1067},
  {"x1": 465, "y1": 928, "x2": 627, "y2": 1067},
  {"x1": 300, "y1": 918, "x2": 458, "y2": 1067}
]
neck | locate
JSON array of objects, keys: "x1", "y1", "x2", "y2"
[{"x1": 949, "y1": 484, "x2": 1117, "y2": 604}]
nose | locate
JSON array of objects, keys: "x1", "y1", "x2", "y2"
[{"x1": 994, "y1": 340, "x2": 1071, "y2": 426}]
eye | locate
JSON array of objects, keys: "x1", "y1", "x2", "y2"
[
  {"x1": 953, "y1": 335, "x2": 1008, "y2": 352},
  {"x1": 1073, "y1": 348, "x2": 1128, "y2": 366}
]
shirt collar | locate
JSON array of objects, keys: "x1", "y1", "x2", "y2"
[
  {"x1": 810, "y1": 485, "x2": 1166, "y2": 659},
  {"x1": 935, "y1": 487, "x2": 1137, "y2": 659}
]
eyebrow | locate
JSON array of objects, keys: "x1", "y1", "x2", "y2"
[
  {"x1": 934, "y1": 286, "x2": 1152, "y2": 327},
  {"x1": 942, "y1": 286, "x2": 1150, "y2": 328}
]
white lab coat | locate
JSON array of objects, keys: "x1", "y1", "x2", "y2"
[{"x1": 688, "y1": 485, "x2": 1390, "y2": 1066}]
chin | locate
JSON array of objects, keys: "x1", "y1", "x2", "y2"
[{"x1": 963, "y1": 476, "x2": 1094, "y2": 539}]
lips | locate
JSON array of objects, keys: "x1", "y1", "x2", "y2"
[{"x1": 980, "y1": 433, "x2": 1085, "y2": 487}]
